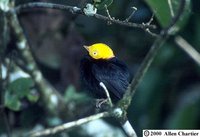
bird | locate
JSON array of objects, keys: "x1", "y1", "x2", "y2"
[{"x1": 80, "y1": 43, "x2": 132, "y2": 104}]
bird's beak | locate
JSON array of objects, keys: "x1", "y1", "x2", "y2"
[{"x1": 83, "y1": 45, "x2": 89, "y2": 51}]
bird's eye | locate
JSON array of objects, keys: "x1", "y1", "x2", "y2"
[{"x1": 93, "y1": 52, "x2": 97, "y2": 56}]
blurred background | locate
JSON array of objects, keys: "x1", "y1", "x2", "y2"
[{"x1": 0, "y1": 0, "x2": 200, "y2": 137}]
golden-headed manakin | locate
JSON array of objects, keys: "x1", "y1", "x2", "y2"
[{"x1": 80, "y1": 43, "x2": 132, "y2": 103}]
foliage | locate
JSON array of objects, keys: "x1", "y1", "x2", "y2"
[{"x1": 4, "y1": 78, "x2": 36, "y2": 111}]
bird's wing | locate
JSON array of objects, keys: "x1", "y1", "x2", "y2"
[{"x1": 92, "y1": 63, "x2": 129, "y2": 99}]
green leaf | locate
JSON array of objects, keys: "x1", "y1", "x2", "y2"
[
  {"x1": 5, "y1": 91, "x2": 21, "y2": 111},
  {"x1": 4, "y1": 78, "x2": 34, "y2": 111},
  {"x1": 145, "y1": 0, "x2": 191, "y2": 34},
  {"x1": 94, "y1": 0, "x2": 113, "y2": 9},
  {"x1": 8, "y1": 78, "x2": 34, "y2": 98}
]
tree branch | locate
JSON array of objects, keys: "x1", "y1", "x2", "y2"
[
  {"x1": 175, "y1": 36, "x2": 200, "y2": 66},
  {"x1": 7, "y1": 10, "x2": 66, "y2": 115},
  {"x1": 29, "y1": 112, "x2": 109, "y2": 137},
  {"x1": 122, "y1": 121, "x2": 137, "y2": 137},
  {"x1": 163, "y1": 0, "x2": 186, "y2": 34},
  {"x1": 14, "y1": 2, "x2": 157, "y2": 36},
  {"x1": 104, "y1": 4, "x2": 113, "y2": 21},
  {"x1": 124, "y1": 7, "x2": 137, "y2": 22},
  {"x1": 119, "y1": 0, "x2": 186, "y2": 111},
  {"x1": 14, "y1": 2, "x2": 82, "y2": 14}
]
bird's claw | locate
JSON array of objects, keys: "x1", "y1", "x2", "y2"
[{"x1": 96, "y1": 98, "x2": 108, "y2": 108}]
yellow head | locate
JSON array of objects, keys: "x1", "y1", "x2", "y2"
[{"x1": 84, "y1": 43, "x2": 115, "y2": 59}]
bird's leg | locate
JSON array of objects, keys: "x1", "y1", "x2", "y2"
[
  {"x1": 96, "y1": 98, "x2": 108, "y2": 108},
  {"x1": 99, "y1": 82, "x2": 113, "y2": 107}
]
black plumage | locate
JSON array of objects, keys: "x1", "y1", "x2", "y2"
[{"x1": 80, "y1": 55, "x2": 132, "y2": 102}]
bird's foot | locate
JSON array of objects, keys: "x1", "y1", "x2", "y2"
[{"x1": 96, "y1": 98, "x2": 108, "y2": 108}]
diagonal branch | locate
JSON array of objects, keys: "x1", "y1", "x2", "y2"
[
  {"x1": 29, "y1": 112, "x2": 109, "y2": 137},
  {"x1": 175, "y1": 36, "x2": 200, "y2": 66},
  {"x1": 120, "y1": 35, "x2": 168, "y2": 110},
  {"x1": 7, "y1": 10, "x2": 66, "y2": 115},
  {"x1": 163, "y1": 0, "x2": 186, "y2": 34},
  {"x1": 119, "y1": 0, "x2": 186, "y2": 111}
]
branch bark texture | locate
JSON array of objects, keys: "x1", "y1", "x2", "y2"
[{"x1": 7, "y1": 10, "x2": 66, "y2": 115}]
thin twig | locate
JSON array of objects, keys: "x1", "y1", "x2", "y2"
[
  {"x1": 145, "y1": 29, "x2": 159, "y2": 37},
  {"x1": 99, "y1": 82, "x2": 113, "y2": 107},
  {"x1": 175, "y1": 36, "x2": 200, "y2": 66},
  {"x1": 146, "y1": 14, "x2": 154, "y2": 26},
  {"x1": 104, "y1": 4, "x2": 113, "y2": 21},
  {"x1": 94, "y1": 13, "x2": 156, "y2": 29},
  {"x1": 124, "y1": 7, "x2": 137, "y2": 22},
  {"x1": 143, "y1": 14, "x2": 159, "y2": 37},
  {"x1": 13, "y1": 2, "x2": 157, "y2": 36},
  {"x1": 29, "y1": 112, "x2": 109, "y2": 137}
]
